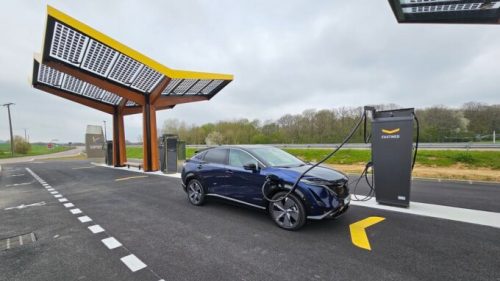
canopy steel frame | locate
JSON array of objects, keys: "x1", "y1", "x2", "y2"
[{"x1": 32, "y1": 6, "x2": 233, "y2": 171}]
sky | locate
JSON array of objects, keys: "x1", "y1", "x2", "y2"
[{"x1": 1, "y1": 0, "x2": 500, "y2": 143}]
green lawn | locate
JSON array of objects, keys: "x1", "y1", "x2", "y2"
[
  {"x1": 283, "y1": 149, "x2": 500, "y2": 170},
  {"x1": 0, "y1": 143, "x2": 73, "y2": 159},
  {"x1": 126, "y1": 146, "x2": 500, "y2": 170}
]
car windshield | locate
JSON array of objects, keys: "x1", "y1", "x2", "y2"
[{"x1": 248, "y1": 147, "x2": 305, "y2": 167}]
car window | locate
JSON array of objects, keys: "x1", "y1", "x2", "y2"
[
  {"x1": 192, "y1": 151, "x2": 206, "y2": 160},
  {"x1": 203, "y1": 149, "x2": 228, "y2": 165},
  {"x1": 248, "y1": 147, "x2": 304, "y2": 167},
  {"x1": 229, "y1": 149, "x2": 258, "y2": 168}
]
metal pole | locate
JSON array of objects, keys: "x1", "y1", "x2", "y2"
[
  {"x1": 494, "y1": 130, "x2": 496, "y2": 144},
  {"x1": 24, "y1": 128, "x2": 27, "y2": 141},
  {"x1": 103, "y1": 120, "x2": 107, "y2": 141},
  {"x1": 2, "y1": 103, "x2": 15, "y2": 157}
]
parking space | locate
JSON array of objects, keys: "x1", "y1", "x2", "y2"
[{"x1": 1, "y1": 160, "x2": 499, "y2": 281}]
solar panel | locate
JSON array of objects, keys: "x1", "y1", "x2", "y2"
[
  {"x1": 62, "y1": 75, "x2": 86, "y2": 94},
  {"x1": 37, "y1": 63, "x2": 125, "y2": 106},
  {"x1": 173, "y1": 79, "x2": 197, "y2": 95},
  {"x1": 126, "y1": 100, "x2": 138, "y2": 107},
  {"x1": 186, "y1": 80, "x2": 211, "y2": 95},
  {"x1": 400, "y1": 0, "x2": 459, "y2": 4},
  {"x1": 403, "y1": 3, "x2": 492, "y2": 14},
  {"x1": 81, "y1": 39, "x2": 118, "y2": 77},
  {"x1": 161, "y1": 79, "x2": 182, "y2": 95},
  {"x1": 130, "y1": 66, "x2": 163, "y2": 93},
  {"x1": 201, "y1": 80, "x2": 223, "y2": 95},
  {"x1": 48, "y1": 21, "x2": 169, "y2": 94},
  {"x1": 389, "y1": 0, "x2": 500, "y2": 23},
  {"x1": 50, "y1": 22, "x2": 89, "y2": 66},
  {"x1": 38, "y1": 64, "x2": 63, "y2": 86}
]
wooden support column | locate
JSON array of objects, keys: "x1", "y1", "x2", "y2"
[
  {"x1": 142, "y1": 96, "x2": 159, "y2": 171},
  {"x1": 113, "y1": 108, "x2": 127, "y2": 167}
]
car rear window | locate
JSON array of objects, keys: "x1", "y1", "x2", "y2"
[{"x1": 203, "y1": 149, "x2": 227, "y2": 165}]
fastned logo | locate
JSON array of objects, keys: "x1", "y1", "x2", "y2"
[{"x1": 381, "y1": 128, "x2": 400, "y2": 139}]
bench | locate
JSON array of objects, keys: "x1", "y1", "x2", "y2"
[{"x1": 124, "y1": 162, "x2": 142, "y2": 170}]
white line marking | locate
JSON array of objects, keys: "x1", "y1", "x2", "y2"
[
  {"x1": 72, "y1": 166, "x2": 95, "y2": 170},
  {"x1": 50, "y1": 191, "x2": 58, "y2": 194},
  {"x1": 101, "y1": 237, "x2": 122, "y2": 249},
  {"x1": 115, "y1": 175, "x2": 148, "y2": 182},
  {"x1": 92, "y1": 162, "x2": 182, "y2": 178},
  {"x1": 58, "y1": 198, "x2": 68, "y2": 202},
  {"x1": 6, "y1": 181, "x2": 35, "y2": 187},
  {"x1": 70, "y1": 208, "x2": 82, "y2": 214},
  {"x1": 31, "y1": 233, "x2": 35, "y2": 242},
  {"x1": 350, "y1": 196, "x2": 500, "y2": 229},
  {"x1": 7, "y1": 174, "x2": 25, "y2": 177},
  {"x1": 88, "y1": 225, "x2": 105, "y2": 234},
  {"x1": 63, "y1": 203, "x2": 74, "y2": 208},
  {"x1": 78, "y1": 216, "x2": 92, "y2": 223},
  {"x1": 54, "y1": 194, "x2": 62, "y2": 198},
  {"x1": 19, "y1": 235, "x2": 23, "y2": 246},
  {"x1": 4, "y1": 201, "x2": 46, "y2": 210},
  {"x1": 6, "y1": 238, "x2": 10, "y2": 249},
  {"x1": 120, "y1": 254, "x2": 147, "y2": 272},
  {"x1": 47, "y1": 188, "x2": 55, "y2": 191}
]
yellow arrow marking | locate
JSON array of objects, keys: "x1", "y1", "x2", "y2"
[
  {"x1": 115, "y1": 175, "x2": 148, "y2": 182},
  {"x1": 349, "y1": 216, "x2": 385, "y2": 251}
]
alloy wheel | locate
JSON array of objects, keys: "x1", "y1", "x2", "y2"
[
  {"x1": 188, "y1": 180, "x2": 203, "y2": 205},
  {"x1": 271, "y1": 197, "x2": 300, "y2": 228}
]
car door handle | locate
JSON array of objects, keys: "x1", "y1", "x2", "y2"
[
  {"x1": 197, "y1": 164, "x2": 203, "y2": 169},
  {"x1": 225, "y1": 169, "x2": 234, "y2": 174}
]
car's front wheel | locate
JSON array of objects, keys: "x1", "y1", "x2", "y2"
[
  {"x1": 268, "y1": 192, "x2": 306, "y2": 230},
  {"x1": 187, "y1": 179, "x2": 206, "y2": 206}
]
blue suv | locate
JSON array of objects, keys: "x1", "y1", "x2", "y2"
[{"x1": 181, "y1": 145, "x2": 350, "y2": 230}]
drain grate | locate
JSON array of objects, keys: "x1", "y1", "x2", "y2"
[{"x1": 0, "y1": 232, "x2": 37, "y2": 250}]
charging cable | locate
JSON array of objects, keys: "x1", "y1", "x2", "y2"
[{"x1": 262, "y1": 110, "x2": 367, "y2": 202}]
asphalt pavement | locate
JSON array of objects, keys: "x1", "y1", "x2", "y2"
[{"x1": 1, "y1": 160, "x2": 499, "y2": 281}]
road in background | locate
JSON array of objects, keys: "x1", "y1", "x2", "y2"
[{"x1": 0, "y1": 146, "x2": 84, "y2": 165}]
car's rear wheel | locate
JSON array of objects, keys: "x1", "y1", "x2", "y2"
[
  {"x1": 269, "y1": 192, "x2": 306, "y2": 230},
  {"x1": 187, "y1": 179, "x2": 205, "y2": 206}
]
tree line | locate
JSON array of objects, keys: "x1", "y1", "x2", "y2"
[{"x1": 160, "y1": 102, "x2": 500, "y2": 144}]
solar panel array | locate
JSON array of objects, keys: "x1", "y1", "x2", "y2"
[
  {"x1": 48, "y1": 21, "x2": 225, "y2": 97},
  {"x1": 161, "y1": 78, "x2": 224, "y2": 96},
  {"x1": 402, "y1": 2, "x2": 500, "y2": 13},
  {"x1": 37, "y1": 63, "x2": 138, "y2": 107}
]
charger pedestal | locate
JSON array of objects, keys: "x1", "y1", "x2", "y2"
[{"x1": 371, "y1": 108, "x2": 415, "y2": 207}]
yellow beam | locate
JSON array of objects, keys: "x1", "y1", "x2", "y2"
[{"x1": 47, "y1": 5, "x2": 234, "y2": 81}]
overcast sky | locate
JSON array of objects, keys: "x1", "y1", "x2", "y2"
[{"x1": 1, "y1": 0, "x2": 500, "y2": 143}]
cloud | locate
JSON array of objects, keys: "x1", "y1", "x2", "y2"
[{"x1": 1, "y1": 0, "x2": 500, "y2": 142}]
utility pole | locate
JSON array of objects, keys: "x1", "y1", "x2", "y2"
[
  {"x1": 24, "y1": 128, "x2": 27, "y2": 141},
  {"x1": 2, "y1": 103, "x2": 15, "y2": 157},
  {"x1": 103, "y1": 120, "x2": 107, "y2": 141},
  {"x1": 494, "y1": 130, "x2": 496, "y2": 144}
]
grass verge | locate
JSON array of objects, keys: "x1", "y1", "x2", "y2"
[
  {"x1": 126, "y1": 146, "x2": 500, "y2": 181},
  {"x1": 0, "y1": 144, "x2": 73, "y2": 159}
]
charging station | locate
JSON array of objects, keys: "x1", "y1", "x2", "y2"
[
  {"x1": 370, "y1": 108, "x2": 415, "y2": 207},
  {"x1": 160, "y1": 134, "x2": 178, "y2": 173}
]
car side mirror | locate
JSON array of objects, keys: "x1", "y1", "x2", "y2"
[{"x1": 243, "y1": 163, "x2": 259, "y2": 172}]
